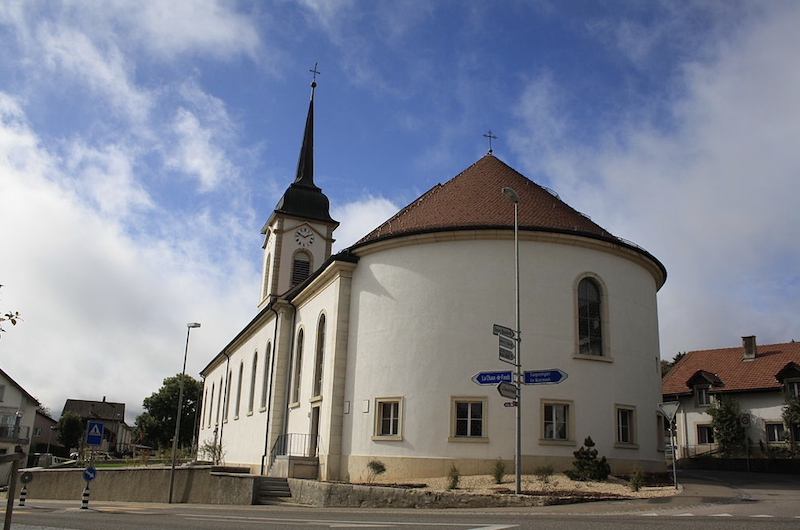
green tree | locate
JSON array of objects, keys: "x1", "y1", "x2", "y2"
[
  {"x1": 661, "y1": 352, "x2": 686, "y2": 377},
  {"x1": 57, "y1": 411, "x2": 84, "y2": 450},
  {"x1": 135, "y1": 374, "x2": 202, "y2": 450},
  {"x1": 782, "y1": 393, "x2": 800, "y2": 443},
  {"x1": 564, "y1": 436, "x2": 610, "y2": 481},
  {"x1": 707, "y1": 394, "x2": 745, "y2": 455}
]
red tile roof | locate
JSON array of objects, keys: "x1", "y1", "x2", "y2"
[
  {"x1": 356, "y1": 154, "x2": 612, "y2": 244},
  {"x1": 662, "y1": 341, "x2": 800, "y2": 396}
]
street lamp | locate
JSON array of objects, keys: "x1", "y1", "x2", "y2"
[
  {"x1": 168, "y1": 322, "x2": 201, "y2": 504},
  {"x1": 501, "y1": 187, "x2": 522, "y2": 495}
]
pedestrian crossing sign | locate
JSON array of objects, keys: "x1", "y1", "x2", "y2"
[{"x1": 86, "y1": 421, "x2": 104, "y2": 446}]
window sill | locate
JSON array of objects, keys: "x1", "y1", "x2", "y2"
[
  {"x1": 573, "y1": 353, "x2": 613, "y2": 363},
  {"x1": 288, "y1": 402, "x2": 300, "y2": 409},
  {"x1": 447, "y1": 436, "x2": 488, "y2": 443},
  {"x1": 246, "y1": 411, "x2": 254, "y2": 417},
  {"x1": 538, "y1": 438, "x2": 575, "y2": 446},
  {"x1": 614, "y1": 442, "x2": 639, "y2": 450},
  {"x1": 259, "y1": 407, "x2": 267, "y2": 413},
  {"x1": 371, "y1": 435, "x2": 403, "y2": 442},
  {"x1": 310, "y1": 396, "x2": 322, "y2": 404}
]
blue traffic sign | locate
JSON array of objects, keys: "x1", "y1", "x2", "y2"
[
  {"x1": 83, "y1": 466, "x2": 97, "y2": 482},
  {"x1": 472, "y1": 370, "x2": 513, "y2": 385},
  {"x1": 523, "y1": 369, "x2": 568, "y2": 385},
  {"x1": 85, "y1": 421, "x2": 104, "y2": 446}
]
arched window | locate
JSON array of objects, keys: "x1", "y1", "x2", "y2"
[
  {"x1": 262, "y1": 254, "x2": 272, "y2": 298},
  {"x1": 313, "y1": 314, "x2": 326, "y2": 397},
  {"x1": 235, "y1": 362, "x2": 244, "y2": 418},
  {"x1": 291, "y1": 329, "x2": 304, "y2": 403},
  {"x1": 578, "y1": 277, "x2": 603, "y2": 356},
  {"x1": 208, "y1": 384, "x2": 215, "y2": 427},
  {"x1": 224, "y1": 372, "x2": 232, "y2": 421},
  {"x1": 291, "y1": 251, "x2": 312, "y2": 286},
  {"x1": 261, "y1": 341, "x2": 272, "y2": 410},
  {"x1": 248, "y1": 352, "x2": 258, "y2": 414}
]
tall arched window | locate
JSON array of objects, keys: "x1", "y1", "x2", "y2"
[
  {"x1": 261, "y1": 341, "x2": 272, "y2": 410},
  {"x1": 291, "y1": 329, "x2": 304, "y2": 403},
  {"x1": 208, "y1": 383, "x2": 215, "y2": 427},
  {"x1": 262, "y1": 254, "x2": 272, "y2": 298},
  {"x1": 248, "y1": 352, "x2": 258, "y2": 414},
  {"x1": 235, "y1": 362, "x2": 244, "y2": 418},
  {"x1": 313, "y1": 314, "x2": 326, "y2": 397},
  {"x1": 291, "y1": 251, "x2": 312, "y2": 286},
  {"x1": 578, "y1": 277, "x2": 603, "y2": 356},
  {"x1": 224, "y1": 372, "x2": 232, "y2": 421}
]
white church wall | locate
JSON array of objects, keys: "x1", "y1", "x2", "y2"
[{"x1": 341, "y1": 233, "x2": 664, "y2": 478}]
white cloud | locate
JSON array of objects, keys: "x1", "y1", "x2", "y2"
[{"x1": 331, "y1": 195, "x2": 399, "y2": 251}]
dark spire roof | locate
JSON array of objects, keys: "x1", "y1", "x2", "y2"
[{"x1": 269, "y1": 78, "x2": 337, "y2": 226}]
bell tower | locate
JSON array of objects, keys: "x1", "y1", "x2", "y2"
[{"x1": 259, "y1": 66, "x2": 338, "y2": 307}]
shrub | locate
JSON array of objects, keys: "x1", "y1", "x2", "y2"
[
  {"x1": 564, "y1": 436, "x2": 610, "y2": 481},
  {"x1": 366, "y1": 459, "x2": 386, "y2": 484},
  {"x1": 629, "y1": 466, "x2": 647, "y2": 492},
  {"x1": 447, "y1": 464, "x2": 460, "y2": 490},
  {"x1": 533, "y1": 464, "x2": 555, "y2": 489},
  {"x1": 491, "y1": 458, "x2": 506, "y2": 484}
]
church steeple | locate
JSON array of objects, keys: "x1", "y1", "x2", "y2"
[
  {"x1": 271, "y1": 64, "x2": 336, "y2": 225},
  {"x1": 259, "y1": 65, "x2": 339, "y2": 304}
]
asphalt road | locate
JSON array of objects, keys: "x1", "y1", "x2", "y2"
[{"x1": 4, "y1": 469, "x2": 800, "y2": 530}]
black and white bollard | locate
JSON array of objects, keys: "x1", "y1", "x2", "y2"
[
  {"x1": 19, "y1": 485, "x2": 27, "y2": 507},
  {"x1": 80, "y1": 485, "x2": 90, "y2": 510}
]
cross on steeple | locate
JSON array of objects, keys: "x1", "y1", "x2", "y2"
[
  {"x1": 309, "y1": 62, "x2": 320, "y2": 99},
  {"x1": 483, "y1": 130, "x2": 497, "y2": 154}
]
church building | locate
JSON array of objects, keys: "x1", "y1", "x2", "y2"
[{"x1": 198, "y1": 79, "x2": 668, "y2": 481}]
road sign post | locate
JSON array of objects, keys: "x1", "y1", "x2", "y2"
[
  {"x1": 472, "y1": 371, "x2": 513, "y2": 385},
  {"x1": 85, "y1": 421, "x2": 104, "y2": 447},
  {"x1": 523, "y1": 369, "x2": 568, "y2": 385}
]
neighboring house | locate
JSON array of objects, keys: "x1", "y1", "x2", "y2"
[
  {"x1": 61, "y1": 398, "x2": 132, "y2": 455},
  {"x1": 198, "y1": 80, "x2": 668, "y2": 481},
  {"x1": 32, "y1": 409, "x2": 62, "y2": 454},
  {"x1": 0, "y1": 367, "x2": 39, "y2": 486},
  {"x1": 661, "y1": 336, "x2": 800, "y2": 459}
]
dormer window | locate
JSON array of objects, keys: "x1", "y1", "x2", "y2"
[
  {"x1": 787, "y1": 380, "x2": 800, "y2": 397},
  {"x1": 695, "y1": 385, "x2": 711, "y2": 407}
]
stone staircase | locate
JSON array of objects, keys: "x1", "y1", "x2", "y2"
[{"x1": 255, "y1": 477, "x2": 293, "y2": 504}]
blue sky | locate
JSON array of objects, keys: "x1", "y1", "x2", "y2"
[{"x1": 1, "y1": 1, "x2": 799, "y2": 423}]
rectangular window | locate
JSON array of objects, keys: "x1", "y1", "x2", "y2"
[
  {"x1": 373, "y1": 397, "x2": 402, "y2": 440},
  {"x1": 695, "y1": 386, "x2": 711, "y2": 407},
  {"x1": 787, "y1": 380, "x2": 800, "y2": 397},
  {"x1": 697, "y1": 424, "x2": 714, "y2": 444},
  {"x1": 616, "y1": 406, "x2": 636, "y2": 445},
  {"x1": 543, "y1": 403, "x2": 569, "y2": 441},
  {"x1": 450, "y1": 398, "x2": 487, "y2": 441},
  {"x1": 766, "y1": 422, "x2": 785, "y2": 443},
  {"x1": 0, "y1": 385, "x2": 5, "y2": 402},
  {"x1": 34, "y1": 427, "x2": 42, "y2": 437}
]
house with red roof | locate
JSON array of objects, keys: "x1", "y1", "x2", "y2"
[
  {"x1": 661, "y1": 336, "x2": 800, "y2": 459},
  {"x1": 197, "y1": 78, "x2": 669, "y2": 481}
]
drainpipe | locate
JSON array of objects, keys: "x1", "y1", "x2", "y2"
[{"x1": 261, "y1": 301, "x2": 279, "y2": 475}]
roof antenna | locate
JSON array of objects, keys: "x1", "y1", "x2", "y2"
[
  {"x1": 309, "y1": 62, "x2": 320, "y2": 100},
  {"x1": 483, "y1": 130, "x2": 497, "y2": 155}
]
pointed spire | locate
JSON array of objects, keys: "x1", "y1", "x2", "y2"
[{"x1": 269, "y1": 64, "x2": 337, "y2": 226}]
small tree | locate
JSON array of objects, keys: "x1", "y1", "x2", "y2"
[
  {"x1": 447, "y1": 464, "x2": 460, "y2": 489},
  {"x1": 491, "y1": 458, "x2": 506, "y2": 484},
  {"x1": 707, "y1": 394, "x2": 745, "y2": 455},
  {"x1": 565, "y1": 436, "x2": 610, "y2": 481},
  {"x1": 365, "y1": 459, "x2": 386, "y2": 484},
  {"x1": 57, "y1": 411, "x2": 84, "y2": 451},
  {"x1": 781, "y1": 392, "x2": 800, "y2": 444}
]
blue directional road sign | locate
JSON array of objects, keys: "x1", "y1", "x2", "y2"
[
  {"x1": 472, "y1": 371, "x2": 513, "y2": 385},
  {"x1": 83, "y1": 466, "x2": 97, "y2": 482},
  {"x1": 523, "y1": 369, "x2": 568, "y2": 385},
  {"x1": 85, "y1": 421, "x2": 104, "y2": 446}
]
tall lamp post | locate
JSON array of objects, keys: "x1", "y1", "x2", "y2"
[
  {"x1": 168, "y1": 322, "x2": 201, "y2": 504},
  {"x1": 501, "y1": 187, "x2": 522, "y2": 495}
]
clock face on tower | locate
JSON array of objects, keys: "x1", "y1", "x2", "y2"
[{"x1": 294, "y1": 227, "x2": 314, "y2": 247}]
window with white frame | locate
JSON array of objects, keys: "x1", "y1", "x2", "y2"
[
  {"x1": 542, "y1": 401, "x2": 570, "y2": 441},
  {"x1": 787, "y1": 380, "x2": 800, "y2": 397},
  {"x1": 373, "y1": 397, "x2": 402, "y2": 440},
  {"x1": 766, "y1": 422, "x2": 786, "y2": 443},
  {"x1": 312, "y1": 315, "x2": 326, "y2": 398},
  {"x1": 615, "y1": 406, "x2": 636, "y2": 445},
  {"x1": 260, "y1": 341, "x2": 272, "y2": 410},
  {"x1": 451, "y1": 398, "x2": 487, "y2": 440},
  {"x1": 234, "y1": 362, "x2": 244, "y2": 419},
  {"x1": 697, "y1": 424, "x2": 714, "y2": 444}
]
